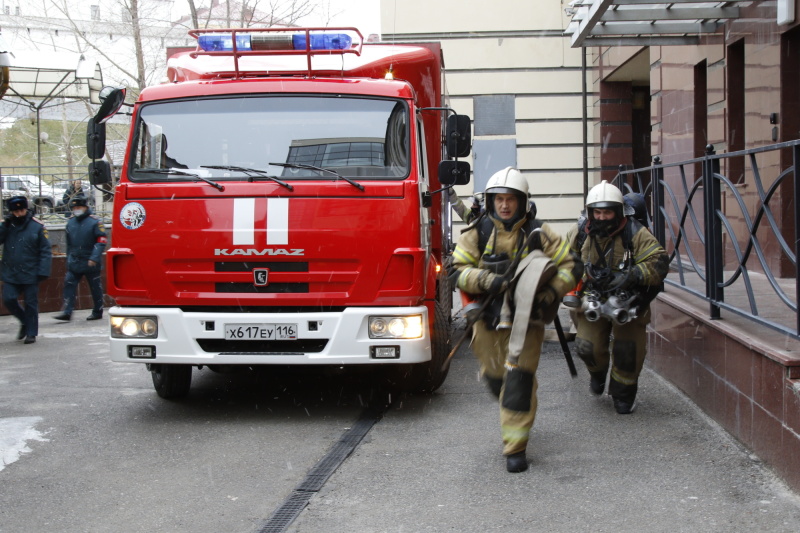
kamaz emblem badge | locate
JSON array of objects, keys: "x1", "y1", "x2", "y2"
[{"x1": 253, "y1": 268, "x2": 269, "y2": 286}]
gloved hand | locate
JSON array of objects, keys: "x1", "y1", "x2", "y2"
[
  {"x1": 478, "y1": 270, "x2": 507, "y2": 295},
  {"x1": 447, "y1": 187, "x2": 460, "y2": 206},
  {"x1": 470, "y1": 195, "x2": 482, "y2": 219},
  {"x1": 532, "y1": 284, "x2": 558, "y2": 319},
  {"x1": 610, "y1": 269, "x2": 639, "y2": 289},
  {"x1": 37, "y1": 275, "x2": 48, "y2": 283}
]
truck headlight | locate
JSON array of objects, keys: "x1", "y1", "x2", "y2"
[
  {"x1": 368, "y1": 315, "x2": 423, "y2": 339},
  {"x1": 111, "y1": 316, "x2": 158, "y2": 338}
]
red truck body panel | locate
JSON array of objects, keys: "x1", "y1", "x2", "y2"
[{"x1": 105, "y1": 30, "x2": 456, "y2": 394}]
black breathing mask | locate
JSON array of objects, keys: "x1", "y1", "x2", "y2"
[{"x1": 589, "y1": 218, "x2": 618, "y2": 238}]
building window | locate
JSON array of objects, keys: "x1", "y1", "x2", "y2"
[
  {"x1": 4, "y1": 6, "x2": 9, "y2": 15},
  {"x1": 90, "y1": 5, "x2": 100, "y2": 20},
  {"x1": 285, "y1": 140, "x2": 385, "y2": 169}
]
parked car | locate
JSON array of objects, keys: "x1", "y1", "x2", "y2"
[{"x1": 0, "y1": 174, "x2": 59, "y2": 214}]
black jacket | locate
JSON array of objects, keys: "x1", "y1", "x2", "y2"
[
  {"x1": 66, "y1": 209, "x2": 107, "y2": 273},
  {"x1": 0, "y1": 212, "x2": 52, "y2": 284}
]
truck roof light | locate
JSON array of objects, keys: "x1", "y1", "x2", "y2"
[
  {"x1": 187, "y1": 27, "x2": 364, "y2": 78},
  {"x1": 196, "y1": 32, "x2": 353, "y2": 53}
]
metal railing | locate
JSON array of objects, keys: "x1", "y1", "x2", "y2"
[
  {"x1": 615, "y1": 141, "x2": 799, "y2": 340},
  {"x1": 0, "y1": 165, "x2": 113, "y2": 224}
]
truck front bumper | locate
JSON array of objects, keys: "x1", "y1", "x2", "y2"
[{"x1": 108, "y1": 306, "x2": 432, "y2": 365}]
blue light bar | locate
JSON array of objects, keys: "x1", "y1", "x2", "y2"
[
  {"x1": 197, "y1": 33, "x2": 252, "y2": 51},
  {"x1": 196, "y1": 32, "x2": 353, "y2": 52},
  {"x1": 292, "y1": 33, "x2": 352, "y2": 50}
]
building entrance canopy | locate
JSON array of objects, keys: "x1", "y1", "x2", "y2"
[
  {"x1": 1, "y1": 49, "x2": 103, "y2": 105},
  {"x1": 0, "y1": 38, "x2": 104, "y2": 182},
  {"x1": 564, "y1": 0, "x2": 792, "y2": 48}
]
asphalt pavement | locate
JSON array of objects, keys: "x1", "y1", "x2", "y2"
[
  {"x1": 287, "y1": 313, "x2": 800, "y2": 533},
  {"x1": 2, "y1": 310, "x2": 800, "y2": 533}
]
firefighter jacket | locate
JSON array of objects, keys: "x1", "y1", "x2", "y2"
[
  {"x1": 66, "y1": 209, "x2": 107, "y2": 274},
  {"x1": 0, "y1": 211, "x2": 52, "y2": 285},
  {"x1": 566, "y1": 217, "x2": 669, "y2": 295},
  {"x1": 452, "y1": 214, "x2": 581, "y2": 301}
]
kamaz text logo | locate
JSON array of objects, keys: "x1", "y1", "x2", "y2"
[{"x1": 215, "y1": 248, "x2": 305, "y2": 256}]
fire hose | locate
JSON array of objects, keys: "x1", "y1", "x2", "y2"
[{"x1": 443, "y1": 229, "x2": 577, "y2": 378}]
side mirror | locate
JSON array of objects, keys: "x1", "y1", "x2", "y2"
[
  {"x1": 94, "y1": 86, "x2": 127, "y2": 124},
  {"x1": 86, "y1": 119, "x2": 106, "y2": 160},
  {"x1": 88, "y1": 160, "x2": 112, "y2": 186},
  {"x1": 446, "y1": 114, "x2": 471, "y2": 158},
  {"x1": 438, "y1": 160, "x2": 471, "y2": 186}
]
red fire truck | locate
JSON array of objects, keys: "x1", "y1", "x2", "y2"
[{"x1": 87, "y1": 28, "x2": 472, "y2": 399}]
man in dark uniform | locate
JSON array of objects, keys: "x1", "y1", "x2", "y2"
[
  {"x1": 54, "y1": 196, "x2": 107, "y2": 321},
  {"x1": 0, "y1": 195, "x2": 52, "y2": 344}
]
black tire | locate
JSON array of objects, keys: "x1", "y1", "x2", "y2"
[
  {"x1": 411, "y1": 278, "x2": 452, "y2": 393},
  {"x1": 150, "y1": 364, "x2": 192, "y2": 399}
]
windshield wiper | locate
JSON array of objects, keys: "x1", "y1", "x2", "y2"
[
  {"x1": 269, "y1": 162, "x2": 365, "y2": 191},
  {"x1": 135, "y1": 168, "x2": 225, "y2": 191},
  {"x1": 201, "y1": 165, "x2": 293, "y2": 191}
]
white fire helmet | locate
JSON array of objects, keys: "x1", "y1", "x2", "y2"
[
  {"x1": 484, "y1": 167, "x2": 530, "y2": 217},
  {"x1": 586, "y1": 180, "x2": 624, "y2": 212}
]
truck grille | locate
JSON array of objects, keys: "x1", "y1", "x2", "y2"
[
  {"x1": 215, "y1": 261, "x2": 309, "y2": 272},
  {"x1": 216, "y1": 261, "x2": 309, "y2": 293},
  {"x1": 196, "y1": 338, "x2": 328, "y2": 354},
  {"x1": 165, "y1": 259, "x2": 357, "y2": 296},
  {"x1": 215, "y1": 283, "x2": 309, "y2": 293}
]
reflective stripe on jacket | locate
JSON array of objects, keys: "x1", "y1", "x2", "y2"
[{"x1": 453, "y1": 215, "x2": 580, "y2": 298}]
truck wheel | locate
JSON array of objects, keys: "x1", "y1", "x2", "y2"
[
  {"x1": 411, "y1": 282, "x2": 452, "y2": 393},
  {"x1": 150, "y1": 364, "x2": 192, "y2": 399}
]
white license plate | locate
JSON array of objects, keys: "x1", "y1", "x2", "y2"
[{"x1": 224, "y1": 323, "x2": 297, "y2": 340}]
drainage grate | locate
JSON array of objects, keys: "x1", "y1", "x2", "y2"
[
  {"x1": 255, "y1": 403, "x2": 387, "y2": 532},
  {"x1": 256, "y1": 491, "x2": 312, "y2": 533}
]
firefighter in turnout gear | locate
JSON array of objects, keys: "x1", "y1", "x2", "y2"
[
  {"x1": 451, "y1": 167, "x2": 581, "y2": 472},
  {"x1": 566, "y1": 181, "x2": 669, "y2": 414}
]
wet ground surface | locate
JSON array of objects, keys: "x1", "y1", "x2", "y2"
[{"x1": 1, "y1": 311, "x2": 799, "y2": 533}]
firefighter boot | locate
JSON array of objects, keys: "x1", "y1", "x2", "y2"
[
  {"x1": 613, "y1": 395, "x2": 636, "y2": 414},
  {"x1": 506, "y1": 451, "x2": 528, "y2": 473},
  {"x1": 589, "y1": 371, "x2": 607, "y2": 395}
]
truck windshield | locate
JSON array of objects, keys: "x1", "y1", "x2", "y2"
[{"x1": 130, "y1": 96, "x2": 409, "y2": 181}]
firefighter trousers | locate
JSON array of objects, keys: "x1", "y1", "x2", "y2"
[
  {"x1": 573, "y1": 307, "x2": 650, "y2": 401},
  {"x1": 471, "y1": 319, "x2": 543, "y2": 456}
]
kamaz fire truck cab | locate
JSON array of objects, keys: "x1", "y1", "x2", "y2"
[{"x1": 88, "y1": 28, "x2": 472, "y2": 399}]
